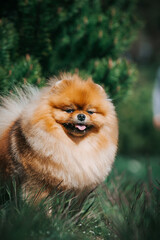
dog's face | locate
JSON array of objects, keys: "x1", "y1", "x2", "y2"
[{"x1": 48, "y1": 75, "x2": 110, "y2": 137}]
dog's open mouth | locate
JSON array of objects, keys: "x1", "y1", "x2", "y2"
[{"x1": 63, "y1": 123, "x2": 93, "y2": 135}]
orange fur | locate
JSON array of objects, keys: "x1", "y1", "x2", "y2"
[{"x1": 0, "y1": 73, "x2": 118, "y2": 200}]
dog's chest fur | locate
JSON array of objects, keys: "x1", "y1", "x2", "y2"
[{"x1": 17, "y1": 122, "x2": 116, "y2": 191}]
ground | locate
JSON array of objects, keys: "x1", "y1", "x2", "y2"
[{"x1": 0, "y1": 155, "x2": 160, "y2": 240}]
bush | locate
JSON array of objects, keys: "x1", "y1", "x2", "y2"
[
  {"x1": 117, "y1": 66, "x2": 160, "y2": 155},
  {"x1": 0, "y1": 0, "x2": 140, "y2": 100}
]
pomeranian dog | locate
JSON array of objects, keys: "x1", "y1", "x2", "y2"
[{"x1": 0, "y1": 73, "x2": 118, "y2": 201}]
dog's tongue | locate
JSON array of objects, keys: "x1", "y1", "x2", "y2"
[{"x1": 75, "y1": 125, "x2": 86, "y2": 131}]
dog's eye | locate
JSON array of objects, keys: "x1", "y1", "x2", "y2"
[
  {"x1": 65, "y1": 109, "x2": 75, "y2": 113},
  {"x1": 87, "y1": 110, "x2": 94, "y2": 115}
]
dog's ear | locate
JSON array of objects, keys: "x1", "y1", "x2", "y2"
[
  {"x1": 48, "y1": 78, "x2": 62, "y2": 93},
  {"x1": 96, "y1": 83, "x2": 104, "y2": 92},
  {"x1": 48, "y1": 72, "x2": 73, "y2": 89},
  {"x1": 87, "y1": 77, "x2": 104, "y2": 91},
  {"x1": 87, "y1": 77, "x2": 93, "y2": 83}
]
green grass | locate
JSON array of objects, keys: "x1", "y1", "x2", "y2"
[
  {"x1": 0, "y1": 156, "x2": 160, "y2": 240},
  {"x1": 114, "y1": 156, "x2": 160, "y2": 180}
]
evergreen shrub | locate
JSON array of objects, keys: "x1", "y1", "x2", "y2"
[{"x1": 0, "y1": 0, "x2": 140, "y2": 101}]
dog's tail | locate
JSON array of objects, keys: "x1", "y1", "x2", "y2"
[{"x1": 0, "y1": 85, "x2": 40, "y2": 136}]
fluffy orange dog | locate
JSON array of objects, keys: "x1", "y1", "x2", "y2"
[{"x1": 0, "y1": 74, "x2": 118, "y2": 200}]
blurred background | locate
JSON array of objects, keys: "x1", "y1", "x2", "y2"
[{"x1": 0, "y1": 0, "x2": 160, "y2": 178}]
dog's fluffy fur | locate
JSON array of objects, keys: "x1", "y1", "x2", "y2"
[{"x1": 0, "y1": 74, "x2": 118, "y2": 200}]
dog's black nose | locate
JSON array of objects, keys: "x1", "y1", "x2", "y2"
[{"x1": 77, "y1": 114, "x2": 86, "y2": 121}]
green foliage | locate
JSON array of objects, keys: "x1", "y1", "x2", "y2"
[
  {"x1": 0, "y1": 18, "x2": 44, "y2": 94},
  {"x1": 89, "y1": 57, "x2": 137, "y2": 101},
  {"x1": 0, "y1": 19, "x2": 18, "y2": 68},
  {"x1": 117, "y1": 66, "x2": 160, "y2": 155},
  {"x1": 0, "y1": 54, "x2": 45, "y2": 94},
  {"x1": 0, "y1": 0, "x2": 141, "y2": 101}
]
